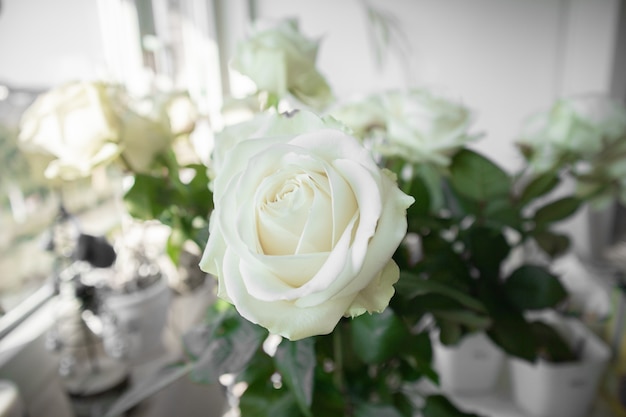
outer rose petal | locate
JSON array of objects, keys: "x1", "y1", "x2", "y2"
[
  {"x1": 347, "y1": 260, "x2": 400, "y2": 317},
  {"x1": 199, "y1": 212, "x2": 231, "y2": 302},
  {"x1": 222, "y1": 249, "x2": 354, "y2": 340}
]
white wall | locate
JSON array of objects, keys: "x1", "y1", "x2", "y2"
[
  {"x1": 249, "y1": 0, "x2": 622, "y2": 172},
  {"x1": 0, "y1": 0, "x2": 107, "y2": 88}
]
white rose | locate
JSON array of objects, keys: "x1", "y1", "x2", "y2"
[
  {"x1": 517, "y1": 94, "x2": 626, "y2": 172},
  {"x1": 18, "y1": 81, "x2": 123, "y2": 180},
  {"x1": 231, "y1": 18, "x2": 333, "y2": 110},
  {"x1": 377, "y1": 89, "x2": 477, "y2": 165},
  {"x1": 200, "y1": 124, "x2": 414, "y2": 340},
  {"x1": 329, "y1": 95, "x2": 386, "y2": 140},
  {"x1": 106, "y1": 86, "x2": 178, "y2": 174},
  {"x1": 138, "y1": 91, "x2": 198, "y2": 137},
  {"x1": 112, "y1": 98, "x2": 174, "y2": 174},
  {"x1": 18, "y1": 81, "x2": 176, "y2": 180}
]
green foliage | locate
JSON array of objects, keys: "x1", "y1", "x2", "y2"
[
  {"x1": 530, "y1": 320, "x2": 578, "y2": 363},
  {"x1": 393, "y1": 147, "x2": 585, "y2": 364},
  {"x1": 351, "y1": 308, "x2": 409, "y2": 364},
  {"x1": 123, "y1": 153, "x2": 212, "y2": 264},
  {"x1": 183, "y1": 303, "x2": 267, "y2": 384},
  {"x1": 274, "y1": 339, "x2": 316, "y2": 416},
  {"x1": 422, "y1": 395, "x2": 483, "y2": 417},
  {"x1": 503, "y1": 265, "x2": 567, "y2": 311},
  {"x1": 239, "y1": 380, "x2": 302, "y2": 417},
  {"x1": 533, "y1": 196, "x2": 582, "y2": 226},
  {"x1": 449, "y1": 149, "x2": 511, "y2": 201},
  {"x1": 518, "y1": 171, "x2": 560, "y2": 206}
]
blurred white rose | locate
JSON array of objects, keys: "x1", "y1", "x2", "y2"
[
  {"x1": 18, "y1": 81, "x2": 177, "y2": 180},
  {"x1": 18, "y1": 81, "x2": 123, "y2": 180},
  {"x1": 140, "y1": 91, "x2": 198, "y2": 137},
  {"x1": 115, "y1": 108, "x2": 173, "y2": 174},
  {"x1": 331, "y1": 89, "x2": 477, "y2": 166},
  {"x1": 231, "y1": 18, "x2": 333, "y2": 110},
  {"x1": 378, "y1": 89, "x2": 477, "y2": 165},
  {"x1": 517, "y1": 94, "x2": 626, "y2": 172},
  {"x1": 517, "y1": 95, "x2": 626, "y2": 205},
  {"x1": 200, "y1": 115, "x2": 413, "y2": 340},
  {"x1": 329, "y1": 95, "x2": 386, "y2": 139}
]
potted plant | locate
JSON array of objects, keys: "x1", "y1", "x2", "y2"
[{"x1": 508, "y1": 311, "x2": 611, "y2": 417}]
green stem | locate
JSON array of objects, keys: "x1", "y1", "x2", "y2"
[
  {"x1": 333, "y1": 324, "x2": 355, "y2": 417},
  {"x1": 333, "y1": 327, "x2": 344, "y2": 391}
]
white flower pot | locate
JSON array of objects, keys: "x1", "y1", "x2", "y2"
[
  {"x1": 509, "y1": 316, "x2": 611, "y2": 417},
  {"x1": 103, "y1": 278, "x2": 171, "y2": 364},
  {"x1": 432, "y1": 332, "x2": 505, "y2": 394}
]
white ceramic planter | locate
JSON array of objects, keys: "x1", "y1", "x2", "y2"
[
  {"x1": 432, "y1": 332, "x2": 505, "y2": 395},
  {"x1": 103, "y1": 278, "x2": 172, "y2": 364},
  {"x1": 509, "y1": 316, "x2": 611, "y2": 417}
]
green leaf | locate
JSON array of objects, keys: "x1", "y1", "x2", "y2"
[
  {"x1": 436, "y1": 319, "x2": 462, "y2": 346},
  {"x1": 406, "y1": 174, "x2": 431, "y2": 218},
  {"x1": 351, "y1": 308, "x2": 408, "y2": 364},
  {"x1": 483, "y1": 197, "x2": 521, "y2": 229},
  {"x1": 187, "y1": 314, "x2": 267, "y2": 383},
  {"x1": 124, "y1": 174, "x2": 172, "y2": 219},
  {"x1": 530, "y1": 320, "x2": 578, "y2": 363},
  {"x1": 422, "y1": 395, "x2": 484, "y2": 417},
  {"x1": 533, "y1": 230, "x2": 571, "y2": 258},
  {"x1": 184, "y1": 163, "x2": 213, "y2": 214},
  {"x1": 310, "y1": 369, "x2": 345, "y2": 417},
  {"x1": 503, "y1": 265, "x2": 567, "y2": 311},
  {"x1": 518, "y1": 172, "x2": 560, "y2": 206},
  {"x1": 534, "y1": 196, "x2": 582, "y2": 226},
  {"x1": 393, "y1": 392, "x2": 416, "y2": 417},
  {"x1": 449, "y1": 149, "x2": 511, "y2": 202},
  {"x1": 355, "y1": 403, "x2": 405, "y2": 417},
  {"x1": 401, "y1": 331, "x2": 433, "y2": 365},
  {"x1": 478, "y1": 282, "x2": 537, "y2": 362},
  {"x1": 397, "y1": 272, "x2": 486, "y2": 313},
  {"x1": 433, "y1": 310, "x2": 491, "y2": 331},
  {"x1": 239, "y1": 379, "x2": 302, "y2": 417},
  {"x1": 465, "y1": 226, "x2": 510, "y2": 278},
  {"x1": 236, "y1": 351, "x2": 275, "y2": 385},
  {"x1": 414, "y1": 233, "x2": 474, "y2": 291},
  {"x1": 166, "y1": 227, "x2": 186, "y2": 264},
  {"x1": 409, "y1": 294, "x2": 466, "y2": 311},
  {"x1": 274, "y1": 338, "x2": 316, "y2": 417},
  {"x1": 415, "y1": 164, "x2": 445, "y2": 212}
]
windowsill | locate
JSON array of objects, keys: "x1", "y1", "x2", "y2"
[
  {"x1": 0, "y1": 288, "x2": 75, "y2": 417},
  {"x1": 0, "y1": 282, "x2": 55, "y2": 341}
]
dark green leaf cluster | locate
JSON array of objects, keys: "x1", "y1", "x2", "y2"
[
  {"x1": 390, "y1": 149, "x2": 580, "y2": 363},
  {"x1": 181, "y1": 301, "x2": 480, "y2": 417},
  {"x1": 123, "y1": 150, "x2": 212, "y2": 264}
]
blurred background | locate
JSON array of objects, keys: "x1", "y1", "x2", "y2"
[
  {"x1": 0, "y1": 1, "x2": 624, "y2": 416},
  {"x1": 0, "y1": 0, "x2": 624, "y2": 312}
]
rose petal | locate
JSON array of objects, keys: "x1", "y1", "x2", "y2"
[
  {"x1": 346, "y1": 260, "x2": 400, "y2": 317},
  {"x1": 222, "y1": 249, "x2": 353, "y2": 340}
]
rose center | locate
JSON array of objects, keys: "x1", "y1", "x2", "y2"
[{"x1": 256, "y1": 170, "x2": 333, "y2": 256}]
